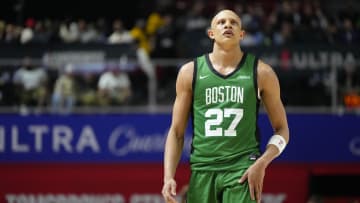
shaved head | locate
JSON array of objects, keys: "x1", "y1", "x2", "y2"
[{"x1": 211, "y1": 9, "x2": 242, "y2": 28}]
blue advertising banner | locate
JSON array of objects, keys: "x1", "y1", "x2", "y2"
[
  {"x1": 0, "y1": 113, "x2": 359, "y2": 162},
  {"x1": 275, "y1": 113, "x2": 360, "y2": 163},
  {"x1": 0, "y1": 114, "x2": 176, "y2": 162}
]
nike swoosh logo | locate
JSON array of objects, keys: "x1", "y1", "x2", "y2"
[{"x1": 199, "y1": 75, "x2": 209, "y2": 79}]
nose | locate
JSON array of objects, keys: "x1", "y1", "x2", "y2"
[{"x1": 224, "y1": 21, "x2": 232, "y2": 29}]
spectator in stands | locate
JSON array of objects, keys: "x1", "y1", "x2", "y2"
[
  {"x1": 0, "y1": 68, "x2": 13, "y2": 106},
  {"x1": 178, "y1": 1, "x2": 209, "y2": 32},
  {"x1": 51, "y1": 63, "x2": 76, "y2": 114},
  {"x1": 31, "y1": 20, "x2": 51, "y2": 44},
  {"x1": 338, "y1": 18, "x2": 359, "y2": 44},
  {"x1": 13, "y1": 57, "x2": 48, "y2": 114},
  {"x1": 108, "y1": 19, "x2": 133, "y2": 44},
  {"x1": 97, "y1": 65, "x2": 132, "y2": 106},
  {"x1": 130, "y1": 19, "x2": 152, "y2": 54},
  {"x1": 77, "y1": 19, "x2": 99, "y2": 43},
  {"x1": 93, "y1": 17, "x2": 109, "y2": 44},
  {"x1": 78, "y1": 72, "x2": 98, "y2": 106},
  {"x1": 4, "y1": 23, "x2": 21, "y2": 43},
  {"x1": 20, "y1": 18, "x2": 35, "y2": 44},
  {"x1": 146, "y1": 10, "x2": 165, "y2": 36},
  {"x1": 152, "y1": 13, "x2": 176, "y2": 58},
  {"x1": 43, "y1": 18, "x2": 61, "y2": 43},
  {"x1": 59, "y1": 19, "x2": 79, "y2": 43},
  {"x1": 274, "y1": 0, "x2": 296, "y2": 29},
  {"x1": 298, "y1": 1, "x2": 325, "y2": 43},
  {"x1": 273, "y1": 21, "x2": 294, "y2": 45}
]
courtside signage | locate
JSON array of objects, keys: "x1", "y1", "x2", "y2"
[
  {"x1": 0, "y1": 113, "x2": 359, "y2": 162},
  {"x1": 0, "y1": 114, "x2": 191, "y2": 162}
]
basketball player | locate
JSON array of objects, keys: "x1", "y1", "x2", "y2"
[{"x1": 162, "y1": 9, "x2": 289, "y2": 203}]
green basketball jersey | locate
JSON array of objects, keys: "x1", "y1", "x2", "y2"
[{"x1": 190, "y1": 53, "x2": 261, "y2": 171}]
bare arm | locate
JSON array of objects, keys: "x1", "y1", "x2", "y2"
[
  {"x1": 162, "y1": 61, "x2": 193, "y2": 203},
  {"x1": 240, "y1": 60, "x2": 289, "y2": 203},
  {"x1": 257, "y1": 60, "x2": 289, "y2": 164}
]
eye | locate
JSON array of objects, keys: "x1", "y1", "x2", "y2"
[
  {"x1": 231, "y1": 20, "x2": 238, "y2": 25},
  {"x1": 218, "y1": 19, "x2": 226, "y2": 25}
]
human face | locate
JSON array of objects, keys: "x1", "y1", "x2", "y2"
[{"x1": 208, "y1": 10, "x2": 245, "y2": 44}]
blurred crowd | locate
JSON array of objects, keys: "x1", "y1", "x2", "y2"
[
  {"x1": 0, "y1": 0, "x2": 359, "y2": 58},
  {"x1": 0, "y1": 0, "x2": 359, "y2": 113},
  {"x1": 0, "y1": 56, "x2": 135, "y2": 114}
]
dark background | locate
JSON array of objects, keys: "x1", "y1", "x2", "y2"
[{"x1": 1, "y1": 0, "x2": 154, "y2": 27}]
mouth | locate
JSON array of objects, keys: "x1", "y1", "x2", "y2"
[{"x1": 223, "y1": 30, "x2": 234, "y2": 37}]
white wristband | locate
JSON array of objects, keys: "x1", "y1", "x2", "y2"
[{"x1": 267, "y1": 134, "x2": 287, "y2": 155}]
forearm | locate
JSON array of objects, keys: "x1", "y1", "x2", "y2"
[
  {"x1": 258, "y1": 126, "x2": 289, "y2": 168},
  {"x1": 256, "y1": 145, "x2": 279, "y2": 168},
  {"x1": 164, "y1": 130, "x2": 184, "y2": 182},
  {"x1": 274, "y1": 125, "x2": 289, "y2": 144}
]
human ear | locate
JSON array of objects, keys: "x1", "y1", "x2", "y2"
[
  {"x1": 208, "y1": 28, "x2": 215, "y2": 39},
  {"x1": 239, "y1": 30, "x2": 245, "y2": 40}
]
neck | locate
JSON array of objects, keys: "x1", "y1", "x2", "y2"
[{"x1": 210, "y1": 43, "x2": 243, "y2": 67}]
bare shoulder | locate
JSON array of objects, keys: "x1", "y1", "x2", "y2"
[
  {"x1": 257, "y1": 59, "x2": 279, "y2": 90},
  {"x1": 177, "y1": 61, "x2": 194, "y2": 90},
  {"x1": 178, "y1": 61, "x2": 194, "y2": 77},
  {"x1": 258, "y1": 60, "x2": 276, "y2": 78},
  {"x1": 178, "y1": 61, "x2": 194, "y2": 84}
]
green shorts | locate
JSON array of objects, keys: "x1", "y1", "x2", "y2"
[{"x1": 186, "y1": 169, "x2": 256, "y2": 203}]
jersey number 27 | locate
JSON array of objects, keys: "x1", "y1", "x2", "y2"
[{"x1": 204, "y1": 108, "x2": 243, "y2": 137}]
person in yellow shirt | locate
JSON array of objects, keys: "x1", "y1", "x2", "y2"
[{"x1": 130, "y1": 19, "x2": 152, "y2": 54}]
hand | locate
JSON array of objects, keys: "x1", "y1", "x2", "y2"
[
  {"x1": 162, "y1": 178, "x2": 178, "y2": 203},
  {"x1": 238, "y1": 160, "x2": 266, "y2": 203}
]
